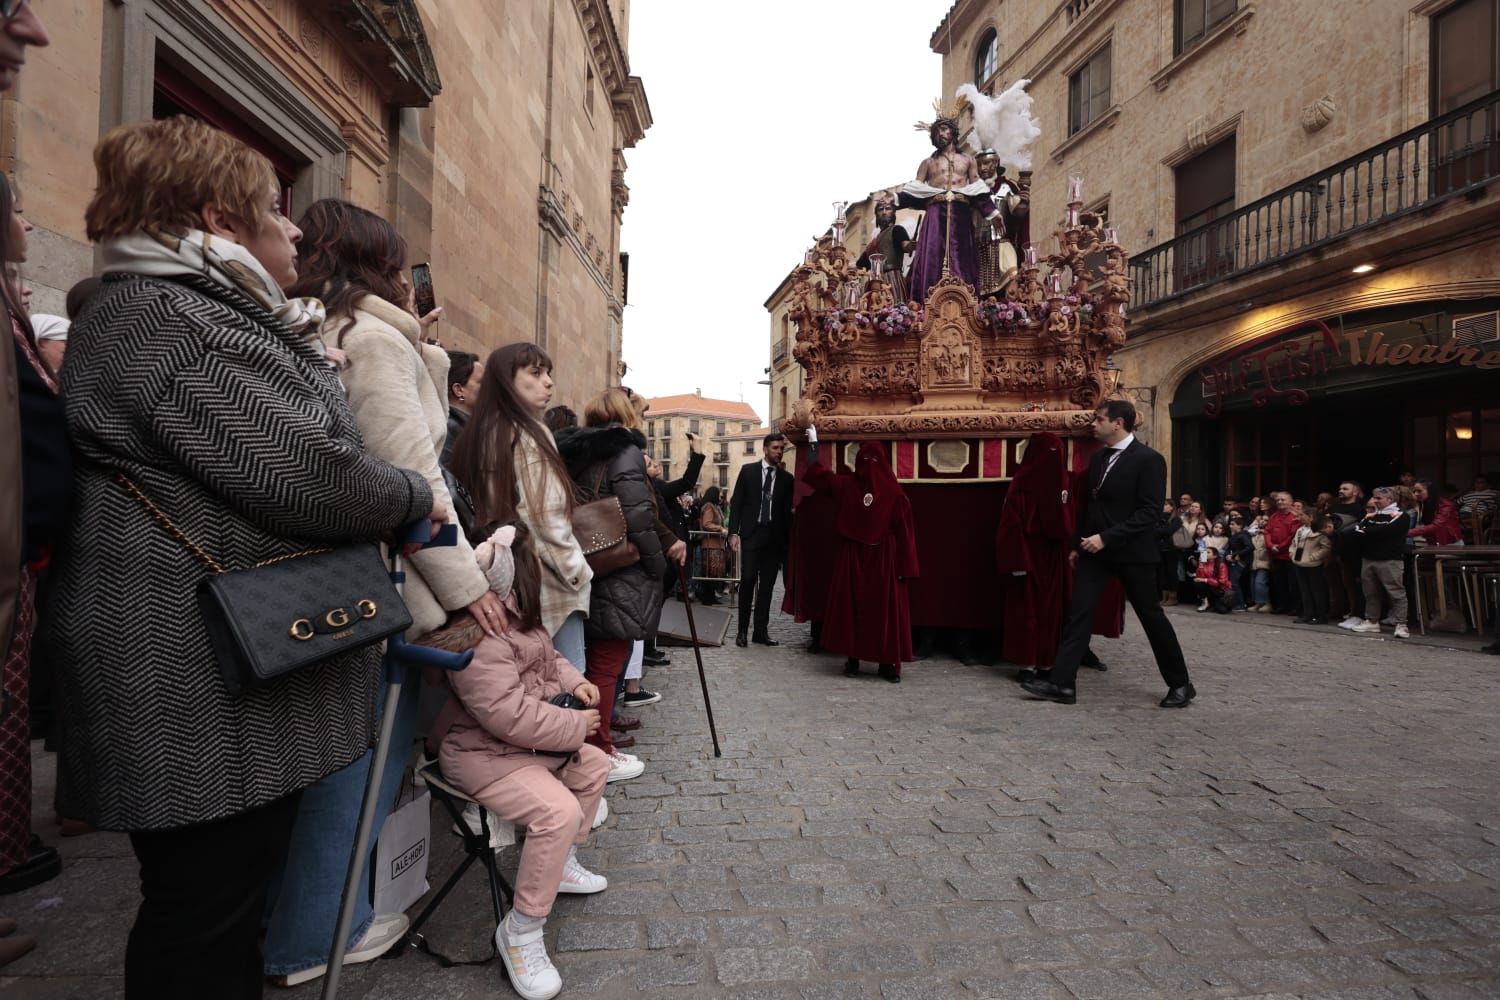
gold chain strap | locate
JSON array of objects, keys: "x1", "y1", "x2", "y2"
[{"x1": 114, "y1": 472, "x2": 330, "y2": 575}]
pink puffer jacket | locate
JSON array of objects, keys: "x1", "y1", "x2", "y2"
[{"x1": 430, "y1": 605, "x2": 591, "y2": 792}]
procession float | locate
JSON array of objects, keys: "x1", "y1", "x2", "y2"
[{"x1": 780, "y1": 82, "x2": 1133, "y2": 637}]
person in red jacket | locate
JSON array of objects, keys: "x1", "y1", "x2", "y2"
[
  {"x1": 1262, "y1": 491, "x2": 1302, "y2": 615},
  {"x1": 1190, "y1": 546, "x2": 1232, "y2": 611},
  {"x1": 1409, "y1": 479, "x2": 1463, "y2": 546}
]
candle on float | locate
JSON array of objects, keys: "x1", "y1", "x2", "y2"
[
  {"x1": 1023, "y1": 243, "x2": 1038, "y2": 267},
  {"x1": 1067, "y1": 175, "x2": 1083, "y2": 202},
  {"x1": 1104, "y1": 225, "x2": 1119, "y2": 244}
]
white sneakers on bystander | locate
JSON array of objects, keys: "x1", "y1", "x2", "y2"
[
  {"x1": 1337, "y1": 615, "x2": 1363, "y2": 630},
  {"x1": 557, "y1": 847, "x2": 608, "y2": 894},
  {"x1": 269, "y1": 912, "x2": 409, "y2": 987},
  {"x1": 1393, "y1": 623, "x2": 1410, "y2": 639},
  {"x1": 605, "y1": 750, "x2": 644, "y2": 782},
  {"x1": 496, "y1": 910, "x2": 561, "y2": 1000},
  {"x1": 1350, "y1": 620, "x2": 1382, "y2": 633},
  {"x1": 591, "y1": 795, "x2": 609, "y2": 830}
]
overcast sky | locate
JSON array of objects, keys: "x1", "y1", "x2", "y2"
[{"x1": 619, "y1": 2, "x2": 951, "y2": 424}]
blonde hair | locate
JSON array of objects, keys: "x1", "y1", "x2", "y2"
[
  {"x1": 584, "y1": 387, "x2": 643, "y2": 430},
  {"x1": 86, "y1": 116, "x2": 277, "y2": 241}
]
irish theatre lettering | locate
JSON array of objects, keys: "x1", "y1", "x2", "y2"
[
  {"x1": 1200, "y1": 322, "x2": 1338, "y2": 418},
  {"x1": 1199, "y1": 317, "x2": 1500, "y2": 418}
]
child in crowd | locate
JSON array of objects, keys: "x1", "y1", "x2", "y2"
[
  {"x1": 1222, "y1": 514, "x2": 1253, "y2": 609},
  {"x1": 1249, "y1": 515, "x2": 1272, "y2": 611},
  {"x1": 428, "y1": 523, "x2": 611, "y2": 1000},
  {"x1": 1191, "y1": 545, "x2": 1231, "y2": 611},
  {"x1": 1292, "y1": 513, "x2": 1333, "y2": 624}
]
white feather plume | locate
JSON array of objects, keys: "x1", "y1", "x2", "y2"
[{"x1": 957, "y1": 79, "x2": 1042, "y2": 172}]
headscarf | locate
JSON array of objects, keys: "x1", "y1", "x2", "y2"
[{"x1": 837, "y1": 441, "x2": 904, "y2": 545}]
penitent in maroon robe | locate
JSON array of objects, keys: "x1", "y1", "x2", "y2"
[
  {"x1": 806, "y1": 442, "x2": 920, "y2": 665},
  {"x1": 995, "y1": 432, "x2": 1073, "y2": 667},
  {"x1": 996, "y1": 432, "x2": 1123, "y2": 667},
  {"x1": 783, "y1": 452, "x2": 840, "y2": 624}
]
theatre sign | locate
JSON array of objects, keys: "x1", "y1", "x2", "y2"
[{"x1": 1189, "y1": 307, "x2": 1500, "y2": 418}]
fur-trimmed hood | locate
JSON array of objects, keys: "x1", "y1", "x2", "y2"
[{"x1": 555, "y1": 424, "x2": 649, "y2": 478}]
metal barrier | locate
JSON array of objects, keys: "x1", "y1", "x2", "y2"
[{"x1": 688, "y1": 529, "x2": 739, "y2": 589}]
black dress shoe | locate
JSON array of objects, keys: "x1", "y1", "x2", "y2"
[
  {"x1": 1081, "y1": 650, "x2": 1107, "y2": 672},
  {"x1": 843, "y1": 658, "x2": 860, "y2": 676},
  {"x1": 1482, "y1": 642, "x2": 1500, "y2": 654},
  {"x1": 752, "y1": 635, "x2": 779, "y2": 646},
  {"x1": 1015, "y1": 667, "x2": 1040, "y2": 683},
  {"x1": 878, "y1": 664, "x2": 901, "y2": 684},
  {"x1": 642, "y1": 651, "x2": 671, "y2": 666},
  {"x1": 0, "y1": 841, "x2": 61, "y2": 895},
  {"x1": 1159, "y1": 683, "x2": 1197, "y2": 708},
  {"x1": 735, "y1": 632, "x2": 748, "y2": 647},
  {"x1": 1020, "y1": 678, "x2": 1076, "y2": 704}
]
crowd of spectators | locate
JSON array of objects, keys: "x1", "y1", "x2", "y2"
[{"x1": 1161, "y1": 473, "x2": 1497, "y2": 641}]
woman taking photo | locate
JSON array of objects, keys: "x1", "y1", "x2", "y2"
[
  {"x1": 555, "y1": 388, "x2": 670, "y2": 783},
  {"x1": 49, "y1": 117, "x2": 440, "y2": 996},
  {"x1": 449, "y1": 343, "x2": 592, "y2": 670},
  {"x1": 260, "y1": 198, "x2": 505, "y2": 986}
]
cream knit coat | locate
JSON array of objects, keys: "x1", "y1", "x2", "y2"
[{"x1": 326, "y1": 294, "x2": 490, "y2": 637}]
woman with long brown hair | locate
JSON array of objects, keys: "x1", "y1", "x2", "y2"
[
  {"x1": 259, "y1": 198, "x2": 504, "y2": 985},
  {"x1": 449, "y1": 342, "x2": 593, "y2": 671}
]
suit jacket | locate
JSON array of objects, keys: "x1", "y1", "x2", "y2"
[
  {"x1": 1077, "y1": 439, "x2": 1166, "y2": 564},
  {"x1": 728, "y1": 460, "x2": 793, "y2": 551}
]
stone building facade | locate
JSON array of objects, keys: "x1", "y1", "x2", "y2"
[
  {"x1": 930, "y1": 0, "x2": 1500, "y2": 503},
  {"x1": 642, "y1": 393, "x2": 764, "y2": 495},
  {"x1": 4, "y1": 0, "x2": 648, "y2": 407}
]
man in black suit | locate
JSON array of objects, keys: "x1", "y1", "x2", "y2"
[
  {"x1": 728, "y1": 432, "x2": 793, "y2": 646},
  {"x1": 1021, "y1": 401, "x2": 1196, "y2": 708}
]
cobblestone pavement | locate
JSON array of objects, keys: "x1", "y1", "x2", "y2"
[{"x1": 6, "y1": 599, "x2": 1500, "y2": 999}]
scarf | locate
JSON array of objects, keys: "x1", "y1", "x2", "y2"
[{"x1": 98, "y1": 229, "x2": 327, "y2": 349}]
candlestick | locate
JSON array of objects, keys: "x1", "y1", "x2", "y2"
[
  {"x1": 1023, "y1": 243, "x2": 1037, "y2": 267},
  {"x1": 869, "y1": 252, "x2": 885, "y2": 277},
  {"x1": 1067, "y1": 175, "x2": 1083, "y2": 203},
  {"x1": 1066, "y1": 207, "x2": 1080, "y2": 228},
  {"x1": 1104, "y1": 224, "x2": 1118, "y2": 244}
]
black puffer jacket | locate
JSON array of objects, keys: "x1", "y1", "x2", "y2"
[{"x1": 556, "y1": 424, "x2": 667, "y2": 640}]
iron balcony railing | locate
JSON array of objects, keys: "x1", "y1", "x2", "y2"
[
  {"x1": 1130, "y1": 88, "x2": 1500, "y2": 309},
  {"x1": 772, "y1": 337, "x2": 789, "y2": 364}
]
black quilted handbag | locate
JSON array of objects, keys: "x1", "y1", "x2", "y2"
[{"x1": 117, "y1": 474, "x2": 412, "y2": 695}]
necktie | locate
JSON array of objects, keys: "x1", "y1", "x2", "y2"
[
  {"x1": 759, "y1": 466, "x2": 773, "y2": 524},
  {"x1": 1096, "y1": 448, "x2": 1122, "y2": 490}
]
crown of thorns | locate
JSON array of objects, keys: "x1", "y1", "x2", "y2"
[{"x1": 912, "y1": 96, "x2": 969, "y2": 134}]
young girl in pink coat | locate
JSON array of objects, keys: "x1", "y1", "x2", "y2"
[{"x1": 427, "y1": 523, "x2": 611, "y2": 1000}]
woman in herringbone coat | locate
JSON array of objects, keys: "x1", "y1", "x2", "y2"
[{"x1": 47, "y1": 118, "x2": 439, "y2": 996}]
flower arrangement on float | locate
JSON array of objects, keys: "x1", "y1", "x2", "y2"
[
  {"x1": 1038, "y1": 293, "x2": 1092, "y2": 320},
  {"x1": 977, "y1": 296, "x2": 1031, "y2": 332},
  {"x1": 871, "y1": 302, "x2": 923, "y2": 337}
]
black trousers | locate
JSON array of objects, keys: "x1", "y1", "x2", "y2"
[
  {"x1": 738, "y1": 540, "x2": 783, "y2": 637},
  {"x1": 1269, "y1": 560, "x2": 1299, "y2": 613},
  {"x1": 1052, "y1": 555, "x2": 1190, "y2": 690},
  {"x1": 126, "y1": 791, "x2": 302, "y2": 999}
]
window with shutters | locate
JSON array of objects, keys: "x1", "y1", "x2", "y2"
[
  {"x1": 974, "y1": 29, "x2": 998, "y2": 86},
  {"x1": 1432, "y1": 0, "x2": 1499, "y2": 196},
  {"x1": 1174, "y1": 135, "x2": 1236, "y2": 290},
  {"x1": 1067, "y1": 43, "x2": 1111, "y2": 135},
  {"x1": 1175, "y1": 0, "x2": 1237, "y2": 56}
]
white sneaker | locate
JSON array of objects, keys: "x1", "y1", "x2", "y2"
[
  {"x1": 271, "y1": 913, "x2": 409, "y2": 986},
  {"x1": 558, "y1": 851, "x2": 608, "y2": 894},
  {"x1": 1197, "y1": 599, "x2": 1210, "y2": 611},
  {"x1": 1393, "y1": 623, "x2": 1410, "y2": 639},
  {"x1": 1338, "y1": 615, "x2": 1363, "y2": 630},
  {"x1": 496, "y1": 913, "x2": 561, "y2": 1000},
  {"x1": 591, "y1": 796, "x2": 609, "y2": 830},
  {"x1": 605, "y1": 750, "x2": 644, "y2": 782},
  {"x1": 1350, "y1": 621, "x2": 1382, "y2": 633}
]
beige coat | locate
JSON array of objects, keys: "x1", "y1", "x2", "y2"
[
  {"x1": 514, "y1": 429, "x2": 592, "y2": 635},
  {"x1": 327, "y1": 295, "x2": 489, "y2": 637}
]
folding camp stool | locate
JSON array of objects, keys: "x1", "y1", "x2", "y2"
[{"x1": 405, "y1": 759, "x2": 515, "y2": 966}]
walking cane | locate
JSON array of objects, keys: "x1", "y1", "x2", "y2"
[
  {"x1": 676, "y1": 563, "x2": 722, "y2": 758},
  {"x1": 323, "y1": 522, "x2": 473, "y2": 1000}
]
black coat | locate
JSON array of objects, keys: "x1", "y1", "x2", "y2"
[
  {"x1": 1077, "y1": 439, "x2": 1167, "y2": 564},
  {"x1": 655, "y1": 449, "x2": 705, "y2": 541},
  {"x1": 727, "y1": 460, "x2": 793, "y2": 551},
  {"x1": 556, "y1": 425, "x2": 667, "y2": 640}
]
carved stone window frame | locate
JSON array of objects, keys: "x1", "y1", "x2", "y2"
[{"x1": 100, "y1": 0, "x2": 347, "y2": 219}]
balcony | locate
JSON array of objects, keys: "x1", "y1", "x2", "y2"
[
  {"x1": 1130, "y1": 89, "x2": 1500, "y2": 310},
  {"x1": 772, "y1": 337, "x2": 789, "y2": 365},
  {"x1": 713, "y1": 450, "x2": 729, "y2": 464}
]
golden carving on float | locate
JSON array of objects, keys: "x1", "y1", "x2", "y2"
[{"x1": 782, "y1": 205, "x2": 1131, "y2": 442}]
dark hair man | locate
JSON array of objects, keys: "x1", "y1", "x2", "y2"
[
  {"x1": 728, "y1": 432, "x2": 792, "y2": 647},
  {"x1": 1021, "y1": 401, "x2": 1196, "y2": 708}
]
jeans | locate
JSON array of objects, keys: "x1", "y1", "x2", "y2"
[
  {"x1": 1227, "y1": 563, "x2": 1245, "y2": 608},
  {"x1": 261, "y1": 668, "x2": 419, "y2": 977},
  {"x1": 1252, "y1": 569, "x2": 1270, "y2": 606},
  {"x1": 127, "y1": 792, "x2": 301, "y2": 999},
  {"x1": 552, "y1": 611, "x2": 586, "y2": 671}
]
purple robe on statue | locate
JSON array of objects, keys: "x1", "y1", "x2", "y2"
[{"x1": 900, "y1": 180, "x2": 995, "y2": 304}]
